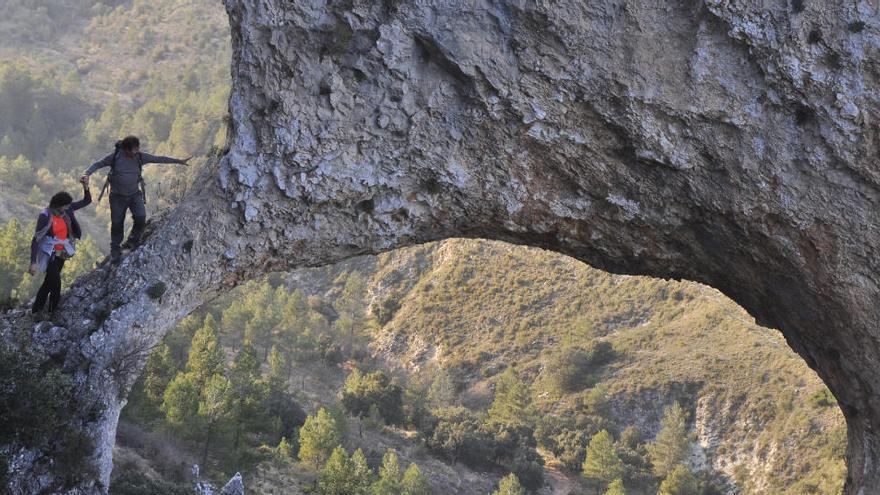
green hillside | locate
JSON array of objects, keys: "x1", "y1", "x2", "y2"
[
  {"x1": 367, "y1": 240, "x2": 846, "y2": 493},
  {"x1": 118, "y1": 239, "x2": 845, "y2": 494}
]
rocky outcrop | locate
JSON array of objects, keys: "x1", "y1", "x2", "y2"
[
  {"x1": 1, "y1": 0, "x2": 878, "y2": 493},
  {"x1": 194, "y1": 470, "x2": 244, "y2": 495}
]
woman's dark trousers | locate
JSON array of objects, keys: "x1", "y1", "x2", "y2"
[{"x1": 32, "y1": 256, "x2": 65, "y2": 313}]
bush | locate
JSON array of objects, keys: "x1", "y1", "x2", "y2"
[
  {"x1": 0, "y1": 343, "x2": 81, "y2": 486},
  {"x1": 372, "y1": 295, "x2": 401, "y2": 325},
  {"x1": 554, "y1": 429, "x2": 592, "y2": 471},
  {"x1": 536, "y1": 413, "x2": 607, "y2": 471},
  {"x1": 544, "y1": 346, "x2": 594, "y2": 393},
  {"x1": 317, "y1": 334, "x2": 344, "y2": 366},
  {"x1": 109, "y1": 471, "x2": 191, "y2": 495},
  {"x1": 147, "y1": 281, "x2": 167, "y2": 300},
  {"x1": 808, "y1": 387, "x2": 838, "y2": 408},
  {"x1": 422, "y1": 407, "x2": 494, "y2": 466},
  {"x1": 543, "y1": 342, "x2": 617, "y2": 393},
  {"x1": 658, "y1": 464, "x2": 700, "y2": 495},
  {"x1": 493, "y1": 473, "x2": 526, "y2": 495},
  {"x1": 264, "y1": 385, "x2": 306, "y2": 441},
  {"x1": 0, "y1": 155, "x2": 33, "y2": 186},
  {"x1": 341, "y1": 368, "x2": 404, "y2": 426},
  {"x1": 509, "y1": 448, "x2": 544, "y2": 490},
  {"x1": 421, "y1": 407, "x2": 543, "y2": 489}
]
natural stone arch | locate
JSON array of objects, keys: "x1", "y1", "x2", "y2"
[{"x1": 3, "y1": 0, "x2": 878, "y2": 493}]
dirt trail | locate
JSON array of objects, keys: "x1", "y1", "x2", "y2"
[{"x1": 541, "y1": 458, "x2": 581, "y2": 495}]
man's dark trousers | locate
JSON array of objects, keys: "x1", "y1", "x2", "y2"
[{"x1": 109, "y1": 191, "x2": 146, "y2": 255}]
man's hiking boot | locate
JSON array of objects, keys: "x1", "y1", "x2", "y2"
[
  {"x1": 121, "y1": 237, "x2": 142, "y2": 252},
  {"x1": 110, "y1": 250, "x2": 122, "y2": 265}
]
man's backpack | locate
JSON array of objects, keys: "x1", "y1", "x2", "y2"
[{"x1": 97, "y1": 140, "x2": 146, "y2": 203}]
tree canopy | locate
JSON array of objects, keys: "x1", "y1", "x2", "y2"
[
  {"x1": 299, "y1": 407, "x2": 343, "y2": 470},
  {"x1": 582, "y1": 429, "x2": 625, "y2": 486},
  {"x1": 648, "y1": 403, "x2": 691, "y2": 478}
]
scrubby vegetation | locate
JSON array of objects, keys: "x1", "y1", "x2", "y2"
[
  {"x1": 0, "y1": 341, "x2": 95, "y2": 489},
  {"x1": 112, "y1": 238, "x2": 846, "y2": 494}
]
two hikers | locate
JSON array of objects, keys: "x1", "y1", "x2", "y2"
[
  {"x1": 28, "y1": 176, "x2": 91, "y2": 315},
  {"x1": 81, "y1": 135, "x2": 190, "y2": 262},
  {"x1": 26, "y1": 135, "x2": 188, "y2": 314}
]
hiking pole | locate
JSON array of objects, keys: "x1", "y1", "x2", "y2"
[{"x1": 97, "y1": 175, "x2": 110, "y2": 202}]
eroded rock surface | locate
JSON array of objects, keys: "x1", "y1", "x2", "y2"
[{"x1": 1, "y1": 0, "x2": 878, "y2": 493}]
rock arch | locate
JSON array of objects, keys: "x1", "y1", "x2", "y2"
[{"x1": 4, "y1": 0, "x2": 879, "y2": 493}]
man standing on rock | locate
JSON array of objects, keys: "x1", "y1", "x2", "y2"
[{"x1": 82, "y1": 135, "x2": 190, "y2": 263}]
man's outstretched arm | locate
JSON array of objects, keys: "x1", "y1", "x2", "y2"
[{"x1": 139, "y1": 152, "x2": 192, "y2": 166}]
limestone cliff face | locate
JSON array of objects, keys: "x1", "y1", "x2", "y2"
[{"x1": 1, "y1": 0, "x2": 878, "y2": 493}]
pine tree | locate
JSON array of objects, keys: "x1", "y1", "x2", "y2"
[
  {"x1": 228, "y1": 343, "x2": 268, "y2": 451},
  {"x1": 338, "y1": 271, "x2": 367, "y2": 319},
  {"x1": 243, "y1": 312, "x2": 272, "y2": 361},
  {"x1": 427, "y1": 368, "x2": 456, "y2": 408},
  {"x1": 197, "y1": 373, "x2": 232, "y2": 466},
  {"x1": 0, "y1": 218, "x2": 31, "y2": 304},
  {"x1": 488, "y1": 368, "x2": 535, "y2": 427},
  {"x1": 165, "y1": 314, "x2": 202, "y2": 365},
  {"x1": 582, "y1": 430, "x2": 625, "y2": 486},
  {"x1": 264, "y1": 344, "x2": 304, "y2": 442},
  {"x1": 605, "y1": 478, "x2": 626, "y2": 495},
  {"x1": 401, "y1": 463, "x2": 431, "y2": 495},
  {"x1": 658, "y1": 465, "x2": 700, "y2": 495},
  {"x1": 299, "y1": 407, "x2": 342, "y2": 470},
  {"x1": 144, "y1": 343, "x2": 176, "y2": 406},
  {"x1": 336, "y1": 271, "x2": 367, "y2": 350},
  {"x1": 0, "y1": 153, "x2": 32, "y2": 185},
  {"x1": 648, "y1": 403, "x2": 691, "y2": 478},
  {"x1": 221, "y1": 298, "x2": 253, "y2": 352},
  {"x1": 161, "y1": 372, "x2": 199, "y2": 429},
  {"x1": 278, "y1": 289, "x2": 308, "y2": 377},
  {"x1": 492, "y1": 474, "x2": 526, "y2": 495},
  {"x1": 186, "y1": 314, "x2": 224, "y2": 386},
  {"x1": 371, "y1": 449, "x2": 401, "y2": 495},
  {"x1": 349, "y1": 448, "x2": 374, "y2": 495},
  {"x1": 318, "y1": 445, "x2": 352, "y2": 495},
  {"x1": 275, "y1": 436, "x2": 294, "y2": 462},
  {"x1": 283, "y1": 288, "x2": 309, "y2": 323},
  {"x1": 315, "y1": 445, "x2": 371, "y2": 495},
  {"x1": 267, "y1": 345, "x2": 287, "y2": 389}
]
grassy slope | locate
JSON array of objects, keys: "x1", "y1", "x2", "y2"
[
  {"x1": 365, "y1": 239, "x2": 845, "y2": 494},
  {"x1": 179, "y1": 239, "x2": 843, "y2": 493}
]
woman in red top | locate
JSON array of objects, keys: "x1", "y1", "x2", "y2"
[{"x1": 28, "y1": 176, "x2": 91, "y2": 315}]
